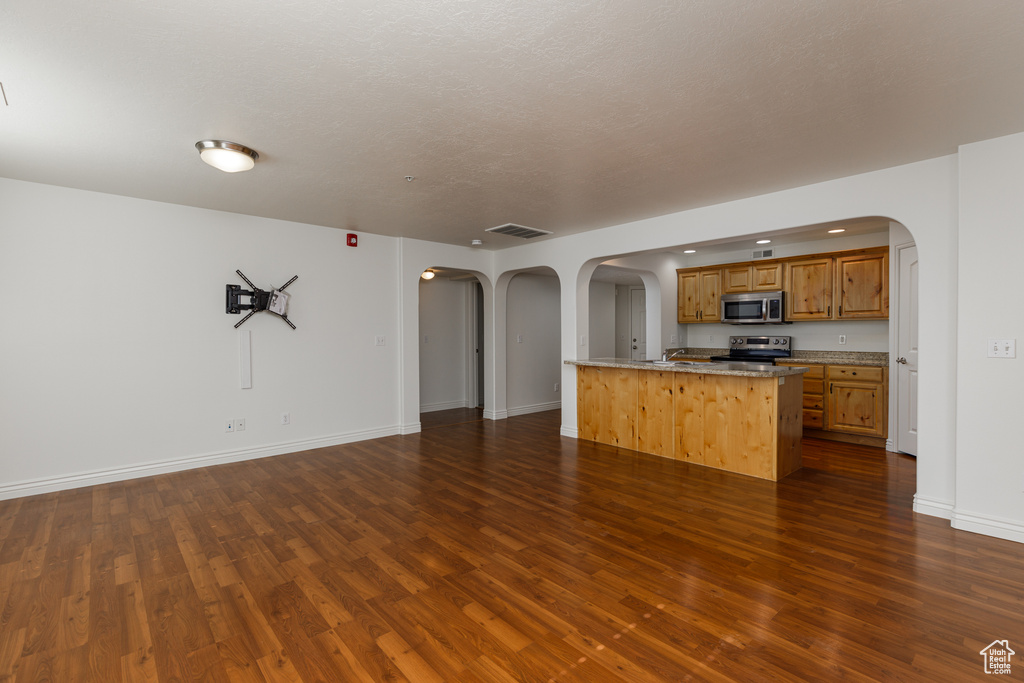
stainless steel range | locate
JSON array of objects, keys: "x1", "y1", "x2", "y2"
[{"x1": 710, "y1": 335, "x2": 792, "y2": 365}]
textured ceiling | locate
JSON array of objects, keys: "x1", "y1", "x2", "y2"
[{"x1": 2, "y1": 1, "x2": 1023, "y2": 249}]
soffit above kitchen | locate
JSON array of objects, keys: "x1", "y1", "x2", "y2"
[{"x1": 2, "y1": 1, "x2": 1023, "y2": 249}]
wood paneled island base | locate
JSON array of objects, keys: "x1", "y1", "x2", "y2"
[{"x1": 573, "y1": 361, "x2": 805, "y2": 480}]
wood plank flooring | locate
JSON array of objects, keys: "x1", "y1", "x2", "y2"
[{"x1": 1, "y1": 411, "x2": 1022, "y2": 681}]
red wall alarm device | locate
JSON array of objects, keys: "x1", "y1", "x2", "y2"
[{"x1": 346, "y1": 233, "x2": 358, "y2": 247}]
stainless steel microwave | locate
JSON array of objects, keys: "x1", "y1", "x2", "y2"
[{"x1": 720, "y1": 291, "x2": 785, "y2": 324}]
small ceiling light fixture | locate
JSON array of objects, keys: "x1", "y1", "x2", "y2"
[
  {"x1": 195, "y1": 140, "x2": 259, "y2": 173},
  {"x1": 405, "y1": 176, "x2": 415, "y2": 182},
  {"x1": 421, "y1": 269, "x2": 436, "y2": 280},
  {"x1": 756, "y1": 239, "x2": 772, "y2": 245},
  {"x1": 471, "y1": 239, "x2": 483, "y2": 246},
  {"x1": 828, "y1": 228, "x2": 846, "y2": 234},
  {"x1": 683, "y1": 249, "x2": 696, "y2": 254}
]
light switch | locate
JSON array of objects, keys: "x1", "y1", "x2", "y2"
[{"x1": 989, "y1": 339, "x2": 1016, "y2": 358}]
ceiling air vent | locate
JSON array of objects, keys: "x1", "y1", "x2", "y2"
[
  {"x1": 752, "y1": 248, "x2": 774, "y2": 259},
  {"x1": 485, "y1": 223, "x2": 552, "y2": 239}
]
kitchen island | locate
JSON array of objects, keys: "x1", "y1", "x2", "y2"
[{"x1": 567, "y1": 359, "x2": 808, "y2": 481}]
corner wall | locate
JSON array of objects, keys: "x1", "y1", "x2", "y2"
[
  {"x1": 0, "y1": 178, "x2": 403, "y2": 497},
  {"x1": 955, "y1": 131, "x2": 1024, "y2": 542}
]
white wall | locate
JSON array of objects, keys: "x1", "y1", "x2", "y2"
[
  {"x1": 505, "y1": 273, "x2": 562, "y2": 415},
  {"x1": 0, "y1": 178, "x2": 402, "y2": 497},
  {"x1": 419, "y1": 277, "x2": 471, "y2": 411},
  {"x1": 614, "y1": 285, "x2": 633, "y2": 357},
  {"x1": 588, "y1": 281, "x2": 616, "y2": 358},
  {"x1": 686, "y1": 321, "x2": 890, "y2": 352},
  {"x1": 955, "y1": 131, "x2": 1024, "y2": 541}
]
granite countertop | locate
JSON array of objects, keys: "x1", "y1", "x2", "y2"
[
  {"x1": 660, "y1": 348, "x2": 888, "y2": 367},
  {"x1": 565, "y1": 358, "x2": 808, "y2": 378}
]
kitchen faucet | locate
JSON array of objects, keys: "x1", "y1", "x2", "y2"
[{"x1": 662, "y1": 348, "x2": 687, "y2": 361}]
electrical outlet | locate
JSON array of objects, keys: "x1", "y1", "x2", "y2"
[
  {"x1": 517, "y1": 334, "x2": 524, "y2": 343},
  {"x1": 670, "y1": 334, "x2": 678, "y2": 344},
  {"x1": 839, "y1": 334, "x2": 847, "y2": 345},
  {"x1": 281, "y1": 412, "x2": 291, "y2": 425},
  {"x1": 989, "y1": 339, "x2": 1017, "y2": 358},
  {"x1": 554, "y1": 383, "x2": 560, "y2": 393},
  {"x1": 225, "y1": 420, "x2": 234, "y2": 433},
  {"x1": 234, "y1": 418, "x2": 246, "y2": 432},
  {"x1": 709, "y1": 334, "x2": 714, "y2": 344},
  {"x1": 375, "y1": 335, "x2": 386, "y2": 347}
]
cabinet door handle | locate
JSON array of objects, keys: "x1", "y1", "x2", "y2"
[
  {"x1": 829, "y1": 383, "x2": 833, "y2": 394},
  {"x1": 839, "y1": 305, "x2": 842, "y2": 316},
  {"x1": 827, "y1": 305, "x2": 831, "y2": 317}
]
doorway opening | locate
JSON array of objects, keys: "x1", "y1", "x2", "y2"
[{"x1": 418, "y1": 268, "x2": 485, "y2": 429}]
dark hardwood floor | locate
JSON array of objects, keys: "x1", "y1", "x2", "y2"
[
  {"x1": 1, "y1": 410, "x2": 1021, "y2": 681},
  {"x1": 419, "y1": 408, "x2": 484, "y2": 431}
]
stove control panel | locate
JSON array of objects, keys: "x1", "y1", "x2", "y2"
[{"x1": 728, "y1": 336, "x2": 790, "y2": 350}]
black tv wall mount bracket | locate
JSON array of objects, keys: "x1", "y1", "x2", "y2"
[{"x1": 225, "y1": 270, "x2": 298, "y2": 329}]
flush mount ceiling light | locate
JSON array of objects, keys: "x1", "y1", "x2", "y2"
[
  {"x1": 756, "y1": 239, "x2": 772, "y2": 244},
  {"x1": 195, "y1": 140, "x2": 259, "y2": 173},
  {"x1": 828, "y1": 228, "x2": 846, "y2": 233},
  {"x1": 421, "y1": 269, "x2": 436, "y2": 280},
  {"x1": 683, "y1": 249, "x2": 696, "y2": 254}
]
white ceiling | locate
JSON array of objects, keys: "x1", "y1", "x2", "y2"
[{"x1": 3, "y1": 1, "x2": 1023, "y2": 249}]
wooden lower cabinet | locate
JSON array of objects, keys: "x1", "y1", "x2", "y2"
[
  {"x1": 777, "y1": 362, "x2": 887, "y2": 444},
  {"x1": 827, "y1": 365, "x2": 887, "y2": 438},
  {"x1": 577, "y1": 366, "x2": 637, "y2": 449},
  {"x1": 577, "y1": 365, "x2": 802, "y2": 481}
]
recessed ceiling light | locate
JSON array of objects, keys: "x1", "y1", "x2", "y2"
[
  {"x1": 405, "y1": 176, "x2": 415, "y2": 182},
  {"x1": 195, "y1": 140, "x2": 259, "y2": 173},
  {"x1": 756, "y1": 239, "x2": 771, "y2": 245},
  {"x1": 683, "y1": 249, "x2": 696, "y2": 254},
  {"x1": 421, "y1": 269, "x2": 435, "y2": 280},
  {"x1": 828, "y1": 228, "x2": 846, "y2": 233}
]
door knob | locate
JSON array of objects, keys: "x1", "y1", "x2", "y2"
[
  {"x1": 632, "y1": 345, "x2": 637, "y2": 350},
  {"x1": 896, "y1": 357, "x2": 907, "y2": 364}
]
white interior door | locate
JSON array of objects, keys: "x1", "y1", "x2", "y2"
[
  {"x1": 896, "y1": 245, "x2": 919, "y2": 455},
  {"x1": 630, "y1": 288, "x2": 646, "y2": 360}
]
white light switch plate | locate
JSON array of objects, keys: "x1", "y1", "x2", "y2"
[{"x1": 988, "y1": 339, "x2": 1016, "y2": 358}]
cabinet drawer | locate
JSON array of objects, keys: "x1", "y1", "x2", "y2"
[
  {"x1": 803, "y1": 394, "x2": 824, "y2": 411},
  {"x1": 803, "y1": 409, "x2": 824, "y2": 429},
  {"x1": 800, "y1": 365, "x2": 824, "y2": 380},
  {"x1": 827, "y1": 365, "x2": 884, "y2": 383},
  {"x1": 802, "y1": 378, "x2": 825, "y2": 395}
]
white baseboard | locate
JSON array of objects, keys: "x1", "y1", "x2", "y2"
[
  {"x1": 483, "y1": 409, "x2": 508, "y2": 420},
  {"x1": 506, "y1": 401, "x2": 561, "y2": 417},
  {"x1": 560, "y1": 425, "x2": 579, "y2": 438},
  {"x1": 885, "y1": 438, "x2": 895, "y2": 451},
  {"x1": 400, "y1": 422, "x2": 421, "y2": 435},
  {"x1": 0, "y1": 425, "x2": 403, "y2": 501},
  {"x1": 420, "y1": 400, "x2": 472, "y2": 413},
  {"x1": 951, "y1": 508, "x2": 1024, "y2": 544},
  {"x1": 913, "y1": 494, "x2": 954, "y2": 520}
]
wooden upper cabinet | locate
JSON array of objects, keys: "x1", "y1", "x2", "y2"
[
  {"x1": 785, "y1": 257, "x2": 834, "y2": 320},
  {"x1": 836, "y1": 251, "x2": 888, "y2": 318},
  {"x1": 722, "y1": 265, "x2": 753, "y2": 293},
  {"x1": 677, "y1": 271, "x2": 700, "y2": 323},
  {"x1": 677, "y1": 268, "x2": 720, "y2": 323},
  {"x1": 722, "y1": 262, "x2": 782, "y2": 293},
  {"x1": 751, "y1": 261, "x2": 783, "y2": 291},
  {"x1": 698, "y1": 269, "x2": 721, "y2": 322}
]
